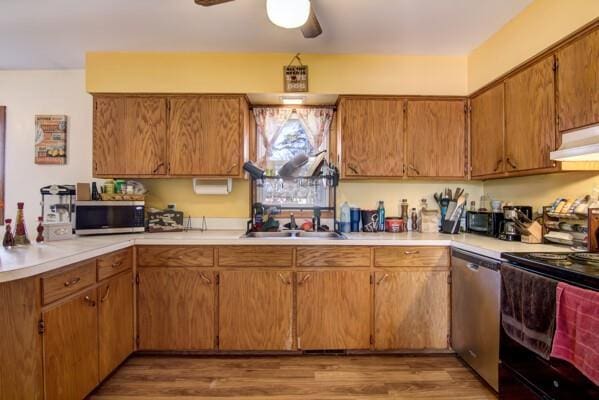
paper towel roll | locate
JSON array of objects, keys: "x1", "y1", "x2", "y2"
[{"x1": 192, "y1": 178, "x2": 232, "y2": 195}]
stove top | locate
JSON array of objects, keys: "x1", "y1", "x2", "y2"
[{"x1": 501, "y1": 252, "x2": 599, "y2": 290}]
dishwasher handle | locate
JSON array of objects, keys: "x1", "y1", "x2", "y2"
[{"x1": 466, "y1": 262, "x2": 480, "y2": 271}]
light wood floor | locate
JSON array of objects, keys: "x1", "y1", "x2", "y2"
[{"x1": 90, "y1": 354, "x2": 497, "y2": 399}]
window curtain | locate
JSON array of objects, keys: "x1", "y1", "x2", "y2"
[{"x1": 253, "y1": 107, "x2": 334, "y2": 167}]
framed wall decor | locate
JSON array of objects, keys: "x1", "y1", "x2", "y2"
[{"x1": 34, "y1": 114, "x2": 67, "y2": 165}]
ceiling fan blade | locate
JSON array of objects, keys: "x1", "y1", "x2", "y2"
[
  {"x1": 194, "y1": 0, "x2": 235, "y2": 6},
  {"x1": 301, "y1": 5, "x2": 322, "y2": 38}
]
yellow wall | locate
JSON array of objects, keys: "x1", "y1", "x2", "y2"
[
  {"x1": 87, "y1": 0, "x2": 599, "y2": 219},
  {"x1": 484, "y1": 172, "x2": 599, "y2": 212},
  {"x1": 468, "y1": 0, "x2": 599, "y2": 92},
  {"x1": 86, "y1": 52, "x2": 467, "y2": 96}
]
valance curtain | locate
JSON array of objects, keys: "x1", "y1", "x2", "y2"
[{"x1": 253, "y1": 107, "x2": 334, "y2": 168}]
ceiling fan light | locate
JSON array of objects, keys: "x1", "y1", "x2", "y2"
[{"x1": 266, "y1": 0, "x2": 311, "y2": 29}]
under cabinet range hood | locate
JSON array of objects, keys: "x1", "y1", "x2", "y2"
[{"x1": 551, "y1": 125, "x2": 599, "y2": 162}]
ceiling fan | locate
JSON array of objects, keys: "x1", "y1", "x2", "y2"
[{"x1": 194, "y1": 0, "x2": 323, "y2": 38}]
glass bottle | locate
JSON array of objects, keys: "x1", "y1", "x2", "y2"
[
  {"x1": 14, "y1": 202, "x2": 31, "y2": 246},
  {"x1": 3, "y1": 219, "x2": 15, "y2": 248},
  {"x1": 36, "y1": 216, "x2": 45, "y2": 243},
  {"x1": 411, "y1": 208, "x2": 418, "y2": 231},
  {"x1": 400, "y1": 199, "x2": 409, "y2": 219}
]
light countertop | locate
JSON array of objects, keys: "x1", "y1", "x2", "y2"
[{"x1": 0, "y1": 230, "x2": 567, "y2": 283}]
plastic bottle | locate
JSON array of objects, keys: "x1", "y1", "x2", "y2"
[
  {"x1": 377, "y1": 201, "x2": 385, "y2": 232},
  {"x1": 340, "y1": 202, "x2": 351, "y2": 233}
]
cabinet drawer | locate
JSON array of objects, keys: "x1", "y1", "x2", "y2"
[
  {"x1": 97, "y1": 248, "x2": 133, "y2": 281},
  {"x1": 374, "y1": 247, "x2": 449, "y2": 267},
  {"x1": 137, "y1": 246, "x2": 214, "y2": 267},
  {"x1": 296, "y1": 246, "x2": 371, "y2": 267},
  {"x1": 218, "y1": 246, "x2": 293, "y2": 268},
  {"x1": 42, "y1": 260, "x2": 97, "y2": 305}
]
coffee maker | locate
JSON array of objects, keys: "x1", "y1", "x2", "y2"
[{"x1": 498, "y1": 205, "x2": 533, "y2": 241}]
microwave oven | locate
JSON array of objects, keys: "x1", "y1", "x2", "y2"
[
  {"x1": 75, "y1": 201, "x2": 145, "y2": 235},
  {"x1": 465, "y1": 211, "x2": 504, "y2": 237}
]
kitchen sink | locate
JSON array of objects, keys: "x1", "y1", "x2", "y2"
[{"x1": 243, "y1": 231, "x2": 346, "y2": 240}]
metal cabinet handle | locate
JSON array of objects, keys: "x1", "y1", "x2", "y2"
[
  {"x1": 152, "y1": 162, "x2": 165, "y2": 174},
  {"x1": 100, "y1": 285, "x2": 111, "y2": 303},
  {"x1": 376, "y1": 274, "x2": 389, "y2": 285},
  {"x1": 111, "y1": 261, "x2": 122, "y2": 268},
  {"x1": 408, "y1": 165, "x2": 420, "y2": 175},
  {"x1": 199, "y1": 272, "x2": 212, "y2": 285},
  {"x1": 506, "y1": 158, "x2": 517, "y2": 169},
  {"x1": 83, "y1": 295, "x2": 96, "y2": 307},
  {"x1": 298, "y1": 274, "x2": 311, "y2": 285},
  {"x1": 64, "y1": 277, "x2": 80, "y2": 287},
  {"x1": 404, "y1": 250, "x2": 420, "y2": 255},
  {"x1": 227, "y1": 164, "x2": 238, "y2": 174},
  {"x1": 278, "y1": 273, "x2": 291, "y2": 285},
  {"x1": 347, "y1": 163, "x2": 359, "y2": 174},
  {"x1": 493, "y1": 159, "x2": 503, "y2": 172}
]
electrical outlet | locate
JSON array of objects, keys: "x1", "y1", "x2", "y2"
[{"x1": 167, "y1": 203, "x2": 176, "y2": 210}]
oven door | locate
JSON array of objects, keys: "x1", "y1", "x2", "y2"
[{"x1": 75, "y1": 201, "x2": 144, "y2": 234}]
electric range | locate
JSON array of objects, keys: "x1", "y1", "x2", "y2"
[
  {"x1": 499, "y1": 251, "x2": 599, "y2": 399},
  {"x1": 501, "y1": 251, "x2": 599, "y2": 290}
]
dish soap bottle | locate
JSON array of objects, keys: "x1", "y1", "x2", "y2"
[{"x1": 377, "y1": 201, "x2": 385, "y2": 232}]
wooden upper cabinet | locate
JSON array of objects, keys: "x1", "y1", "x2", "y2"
[
  {"x1": 124, "y1": 97, "x2": 168, "y2": 175},
  {"x1": 297, "y1": 270, "x2": 371, "y2": 350},
  {"x1": 471, "y1": 84, "x2": 505, "y2": 177},
  {"x1": 505, "y1": 56, "x2": 557, "y2": 173},
  {"x1": 339, "y1": 97, "x2": 404, "y2": 178},
  {"x1": 169, "y1": 96, "x2": 246, "y2": 177},
  {"x1": 406, "y1": 100, "x2": 466, "y2": 178},
  {"x1": 43, "y1": 289, "x2": 99, "y2": 400},
  {"x1": 137, "y1": 268, "x2": 215, "y2": 350},
  {"x1": 557, "y1": 27, "x2": 599, "y2": 132},
  {"x1": 93, "y1": 96, "x2": 126, "y2": 176},
  {"x1": 219, "y1": 270, "x2": 293, "y2": 350},
  {"x1": 93, "y1": 94, "x2": 247, "y2": 177},
  {"x1": 98, "y1": 271, "x2": 134, "y2": 381}
]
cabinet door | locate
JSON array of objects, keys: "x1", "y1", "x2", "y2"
[
  {"x1": 0, "y1": 277, "x2": 43, "y2": 400},
  {"x1": 471, "y1": 84, "x2": 505, "y2": 177},
  {"x1": 169, "y1": 96, "x2": 243, "y2": 176},
  {"x1": 124, "y1": 96, "x2": 167, "y2": 175},
  {"x1": 94, "y1": 96, "x2": 126, "y2": 176},
  {"x1": 340, "y1": 97, "x2": 404, "y2": 177},
  {"x1": 43, "y1": 289, "x2": 99, "y2": 400},
  {"x1": 219, "y1": 270, "x2": 293, "y2": 350},
  {"x1": 374, "y1": 270, "x2": 449, "y2": 350},
  {"x1": 557, "y1": 28, "x2": 599, "y2": 132},
  {"x1": 137, "y1": 268, "x2": 215, "y2": 350},
  {"x1": 297, "y1": 270, "x2": 371, "y2": 350},
  {"x1": 406, "y1": 100, "x2": 466, "y2": 178},
  {"x1": 505, "y1": 56, "x2": 556, "y2": 172},
  {"x1": 98, "y1": 271, "x2": 134, "y2": 381}
]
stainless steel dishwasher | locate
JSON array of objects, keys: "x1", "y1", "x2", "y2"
[{"x1": 451, "y1": 248, "x2": 500, "y2": 391}]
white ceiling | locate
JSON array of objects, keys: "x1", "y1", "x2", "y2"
[{"x1": 0, "y1": 0, "x2": 532, "y2": 69}]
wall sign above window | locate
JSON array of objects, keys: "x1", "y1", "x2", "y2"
[{"x1": 284, "y1": 53, "x2": 308, "y2": 93}]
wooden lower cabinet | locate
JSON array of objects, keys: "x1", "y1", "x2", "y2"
[
  {"x1": 219, "y1": 270, "x2": 294, "y2": 350},
  {"x1": 0, "y1": 277, "x2": 43, "y2": 400},
  {"x1": 374, "y1": 269, "x2": 450, "y2": 350},
  {"x1": 43, "y1": 289, "x2": 99, "y2": 400},
  {"x1": 137, "y1": 268, "x2": 215, "y2": 350},
  {"x1": 98, "y1": 271, "x2": 134, "y2": 380},
  {"x1": 297, "y1": 270, "x2": 371, "y2": 350}
]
